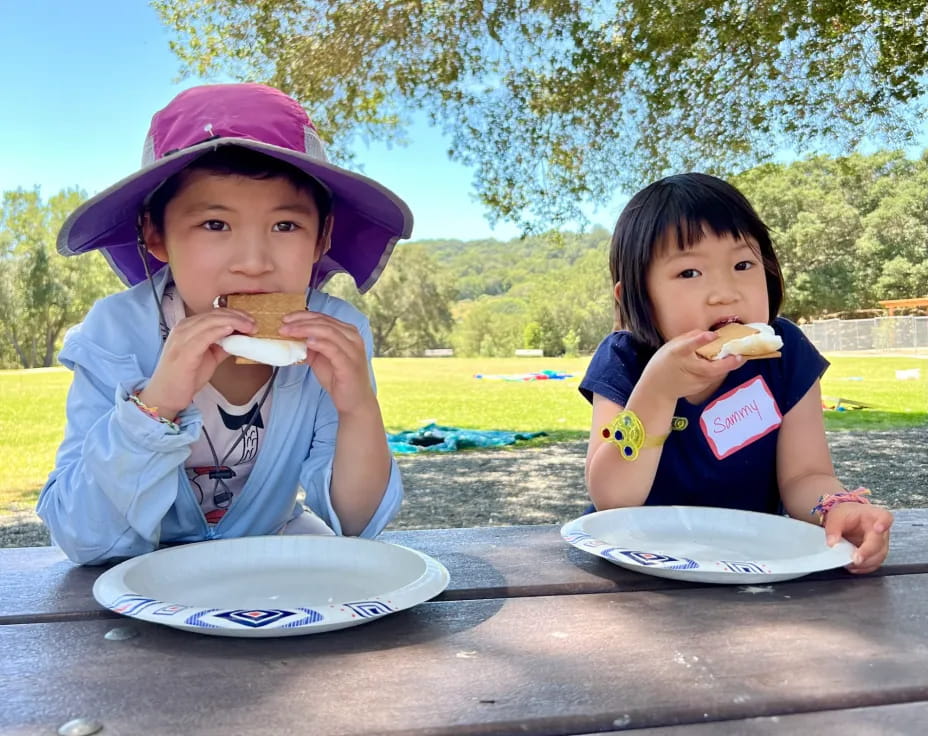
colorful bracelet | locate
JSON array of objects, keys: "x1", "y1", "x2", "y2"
[
  {"x1": 811, "y1": 487, "x2": 872, "y2": 524},
  {"x1": 601, "y1": 410, "x2": 687, "y2": 461},
  {"x1": 129, "y1": 392, "x2": 180, "y2": 433}
]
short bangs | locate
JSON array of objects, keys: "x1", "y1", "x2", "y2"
[{"x1": 146, "y1": 146, "x2": 332, "y2": 234}]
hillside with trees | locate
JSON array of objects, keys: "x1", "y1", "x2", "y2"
[
  {"x1": 2, "y1": 151, "x2": 927, "y2": 366},
  {"x1": 330, "y1": 151, "x2": 928, "y2": 357}
]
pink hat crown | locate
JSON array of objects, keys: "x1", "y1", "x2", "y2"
[{"x1": 141, "y1": 83, "x2": 327, "y2": 167}]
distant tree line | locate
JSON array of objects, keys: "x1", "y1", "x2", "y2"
[
  {"x1": 2, "y1": 151, "x2": 927, "y2": 367},
  {"x1": 734, "y1": 150, "x2": 928, "y2": 319},
  {"x1": 0, "y1": 189, "x2": 123, "y2": 369},
  {"x1": 333, "y1": 151, "x2": 928, "y2": 357}
]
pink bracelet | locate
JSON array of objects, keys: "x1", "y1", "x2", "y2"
[
  {"x1": 811, "y1": 487, "x2": 872, "y2": 524},
  {"x1": 129, "y1": 391, "x2": 180, "y2": 432}
]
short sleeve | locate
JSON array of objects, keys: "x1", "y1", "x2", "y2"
[{"x1": 579, "y1": 332, "x2": 646, "y2": 407}]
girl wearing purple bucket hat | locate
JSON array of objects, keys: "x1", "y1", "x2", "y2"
[{"x1": 38, "y1": 83, "x2": 413, "y2": 565}]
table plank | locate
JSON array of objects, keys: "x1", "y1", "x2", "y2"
[
  {"x1": 5, "y1": 574, "x2": 928, "y2": 735},
  {"x1": 4, "y1": 508, "x2": 928, "y2": 623},
  {"x1": 603, "y1": 701, "x2": 928, "y2": 735}
]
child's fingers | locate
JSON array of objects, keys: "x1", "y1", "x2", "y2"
[
  {"x1": 305, "y1": 337, "x2": 354, "y2": 372},
  {"x1": 204, "y1": 308, "x2": 257, "y2": 332},
  {"x1": 296, "y1": 327, "x2": 365, "y2": 372},
  {"x1": 852, "y1": 532, "x2": 882, "y2": 564},
  {"x1": 708, "y1": 353, "x2": 745, "y2": 372},
  {"x1": 281, "y1": 311, "x2": 354, "y2": 332},
  {"x1": 873, "y1": 509, "x2": 894, "y2": 533},
  {"x1": 848, "y1": 534, "x2": 888, "y2": 573},
  {"x1": 834, "y1": 517, "x2": 889, "y2": 573},
  {"x1": 174, "y1": 323, "x2": 249, "y2": 355},
  {"x1": 822, "y1": 506, "x2": 852, "y2": 546},
  {"x1": 208, "y1": 342, "x2": 231, "y2": 363},
  {"x1": 280, "y1": 313, "x2": 360, "y2": 342},
  {"x1": 172, "y1": 310, "x2": 255, "y2": 339},
  {"x1": 669, "y1": 332, "x2": 744, "y2": 369},
  {"x1": 280, "y1": 320, "x2": 365, "y2": 358},
  {"x1": 847, "y1": 557, "x2": 882, "y2": 575},
  {"x1": 671, "y1": 330, "x2": 718, "y2": 352},
  {"x1": 179, "y1": 312, "x2": 257, "y2": 344}
]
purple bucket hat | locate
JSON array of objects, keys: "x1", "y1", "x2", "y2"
[{"x1": 57, "y1": 83, "x2": 413, "y2": 292}]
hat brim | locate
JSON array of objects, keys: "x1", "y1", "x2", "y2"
[{"x1": 57, "y1": 138, "x2": 413, "y2": 293}]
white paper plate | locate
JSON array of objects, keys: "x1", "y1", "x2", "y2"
[
  {"x1": 561, "y1": 506, "x2": 856, "y2": 584},
  {"x1": 93, "y1": 535, "x2": 450, "y2": 637}
]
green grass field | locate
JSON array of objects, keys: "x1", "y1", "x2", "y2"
[{"x1": 1, "y1": 355, "x2": 925, "y2": 511}]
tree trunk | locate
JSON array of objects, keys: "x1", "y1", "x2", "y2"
[
  {"x1": 7, "y1": 330, "x2": 29, "y2": 370},
  {"x1": 43, "y1": 323, "x2": 61, "y2": 368}
]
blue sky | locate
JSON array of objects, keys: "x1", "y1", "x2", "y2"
[{"x1": 0, "y1": 0, "x2": 618, "y2": 241}]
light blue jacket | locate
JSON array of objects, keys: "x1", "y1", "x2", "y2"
[{"x1": 37, "y1": 270, "x2": 403, "y2": 564}]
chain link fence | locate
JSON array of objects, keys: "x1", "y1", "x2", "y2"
[{"x1": 799, "y1": 316, "x2": 928, "y2": 354}]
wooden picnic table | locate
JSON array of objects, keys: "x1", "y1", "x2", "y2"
[{"x1": 4, "y1": 509, "x2": 928, "y2": 735}]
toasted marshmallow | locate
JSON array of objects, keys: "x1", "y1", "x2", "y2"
[
  {"x1": 697, "y1": 322, "x2": 783, "y2": 361},
  {"x1": 218, "y1": 335, "x2": 307, "y2": 367}
]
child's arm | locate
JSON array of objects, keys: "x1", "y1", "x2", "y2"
[
  {"x1": 586, "y1": 331, "x2": 742, "y2": 509},
  {"x1": 777, "y1": 379, "x2": 893, "y2": 573},
  {"x1": 586, "y1": 390, "x2": 673, "y2": 508},
  {"x1": 38, "y1": 307, "x2": 257, "y2": 564},
  {"x1": 37, "y1": 362, "x2": 203, "y2": 564},
  {"x1": 282, "y1": 311, "x2": 398, "y2": 536}
]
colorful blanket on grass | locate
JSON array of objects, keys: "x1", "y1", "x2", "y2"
[
  {"x1": 388, "y1": 423, "x2": 545, "y2": 453},
  {"x1": 474, "y1": 369, "x2": 577, "y2": 381}
]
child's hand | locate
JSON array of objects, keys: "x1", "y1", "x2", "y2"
[
  {"x1": 641, "y1": 330, "x2": 744, "y2": 402},
  {"x1": 824, "y1": 502, "x2": 894, "y2": 574},
  {"x1": 141, "y1": 308, "x2": 257, "y2": 419},
  {"x1": 280, "y1": 311, "x2": 375, "y2": 415}
]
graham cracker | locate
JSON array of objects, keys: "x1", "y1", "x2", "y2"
[{"x1": 224, "y1": 293, "x2": 306, "y2": 338}]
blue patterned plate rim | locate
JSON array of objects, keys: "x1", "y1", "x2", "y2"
[
  {"x1": 92, "y1": 535, "x2": 450, "y2": 637},
  {"x1": 560, "y1": 506, "x2": 856, "y2": 584}
]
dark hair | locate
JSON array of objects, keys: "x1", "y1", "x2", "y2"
[
  {"x1": 609, "y1": 172, "x2": 784, "y2": 348},
  {"x1": 145, "y1": 146, "x2": 332, "y2": 234}
]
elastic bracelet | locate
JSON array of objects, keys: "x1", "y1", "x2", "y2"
[
  {"x1": 129, "y1": 391, "x2": 180, "y2": 433},
  {"x1": 601, "y1": 410, "x2": 687, "y2": 461},
  {"x1": 811, "y1": 487, "x2": 872, "y2": 524}
]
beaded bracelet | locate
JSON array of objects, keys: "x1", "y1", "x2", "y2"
[
  {"x1": 601, "y1": 410, "x2": 688, "y2": 461},
  {"x1": 129, "y1": 391, "x2": 181, "y2": 433},
  {"x1": 811, "y1": 487, "x2": 872, "y2": 524}
]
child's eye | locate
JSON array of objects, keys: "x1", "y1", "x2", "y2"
[
  {"x1": 734, "y1": 260, "x2": 755, "y2": 271},
  {"x1": 272, "y1": 221, "x2": 300, "y2": 232},
  {"x1": 201, "y1": 220, "x2": 229, "y2": 232},
  {"x1": 678, "y1": 268, "x2": 701, "y2": 279}
]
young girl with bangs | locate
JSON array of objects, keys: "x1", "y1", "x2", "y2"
[{"x1": 581, "y1": 173, "x2": 892, "y2": 573}]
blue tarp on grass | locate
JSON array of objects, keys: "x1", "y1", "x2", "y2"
[{"x1": 388, "y1": 423, "x2": 545, "y2": 453}]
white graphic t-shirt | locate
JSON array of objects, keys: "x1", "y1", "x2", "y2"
[
  {"x1": 163, "y1": 288, "x2": 270, "y2": 525},
  {"x1": 161, "y1": 288, "x2": 334, "y2": 535}
]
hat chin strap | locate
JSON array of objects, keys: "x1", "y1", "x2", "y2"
[
  {"x1": 135, "y1": 231, "x2": 172, "y2": 340},
  {"x1": 133, "y1": 226, "x2": 280, "y2": 517},
  {"x1": 319, "y1": 214, "x2": 334, "y2": 257}
]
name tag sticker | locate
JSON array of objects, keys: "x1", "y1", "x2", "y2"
[{"x1": 700, "y1": 377, "x2": 782, "y2": 460}]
